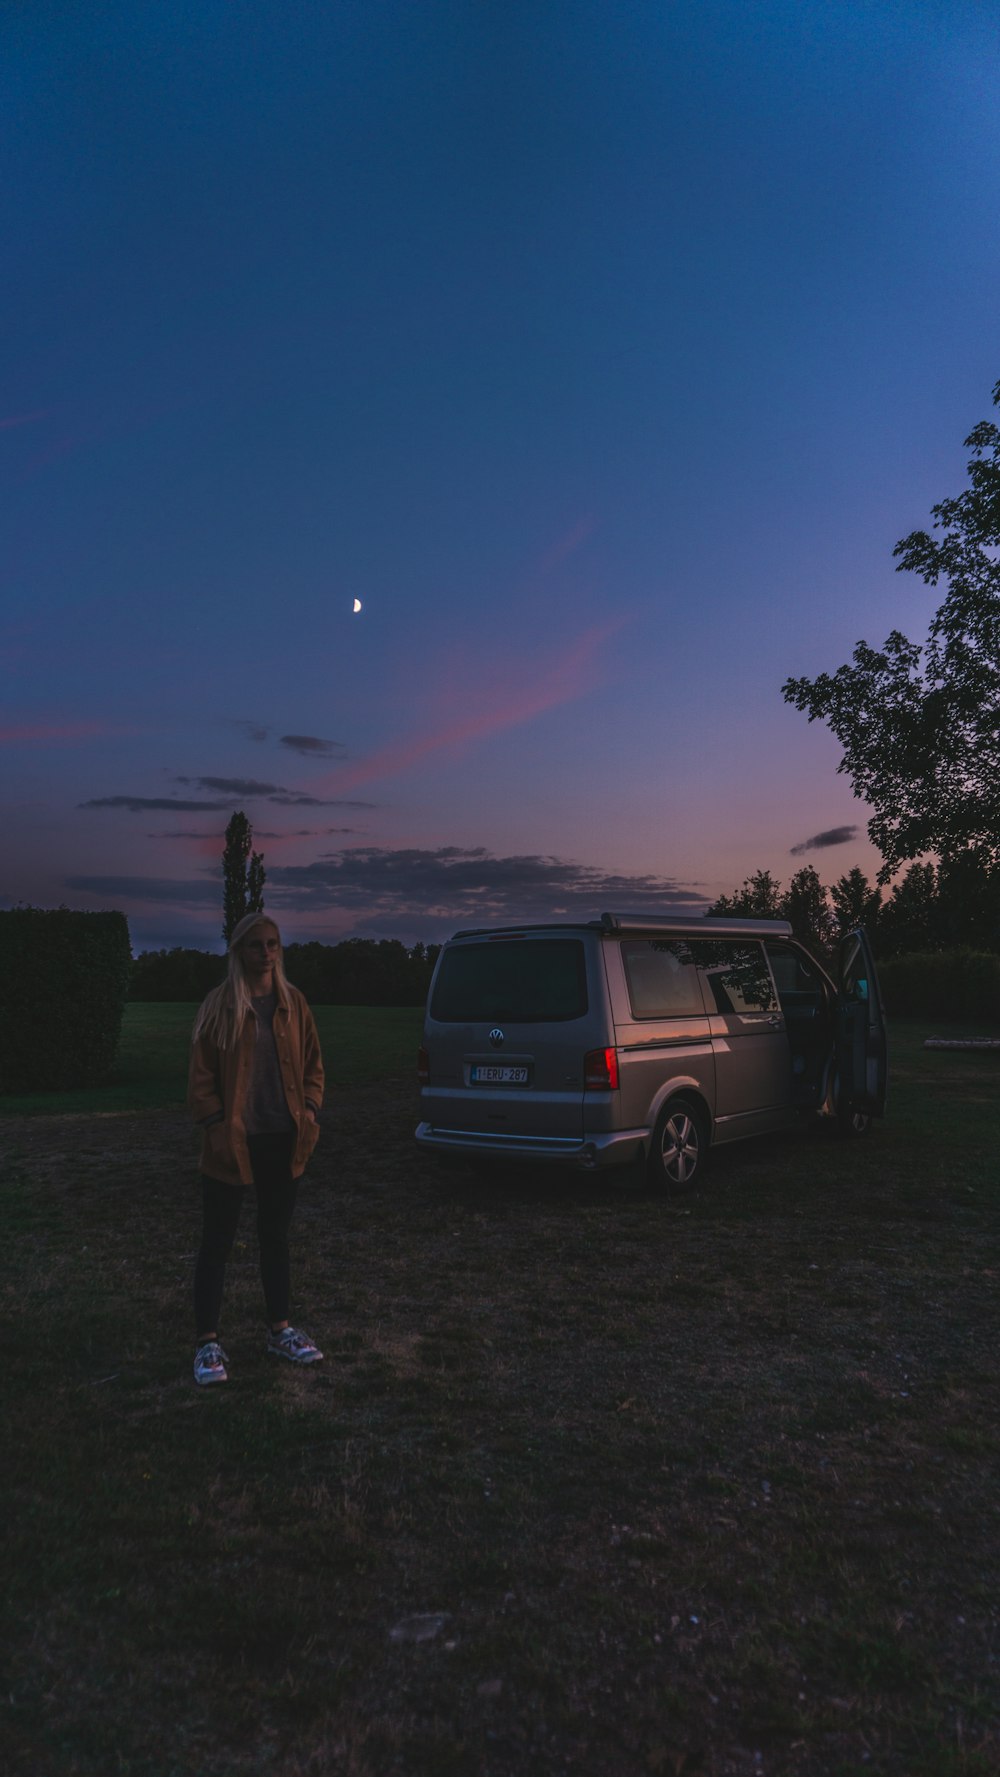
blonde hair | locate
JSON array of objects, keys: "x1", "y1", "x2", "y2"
[{"x1": 192, "y1": 913, "x2": 291, "y2": 1050}]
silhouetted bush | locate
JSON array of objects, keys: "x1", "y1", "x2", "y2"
[
  {"x1": 877, "y1": 948, "x2": 1000, "y2": 1021},
  {"x1": 0, "y1": 908, "x2": 132, "y2": 1092}
]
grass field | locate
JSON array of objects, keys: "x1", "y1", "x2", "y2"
[
  {"x1": 2, "y1": 1013, "x2": 999, "y2": 1775},
  {"x1": 0, "y1": 1003, "x2": 426, "y2": 1115}
]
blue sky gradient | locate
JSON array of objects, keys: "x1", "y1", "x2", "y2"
[{"x1": 4, "y1": 1, "x2": 1000, "y2": 949}]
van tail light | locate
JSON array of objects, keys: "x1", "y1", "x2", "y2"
[
  {"x1": 417, "y1": 1046, "x2": 430, "y2": 1085},
  {"x1": 584, "y1": 1046, "x2": 619, "y2": 1090}
]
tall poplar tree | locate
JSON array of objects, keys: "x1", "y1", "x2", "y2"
[{"x1": 222, "y1": 810, "x2": 266, "y2": 943}]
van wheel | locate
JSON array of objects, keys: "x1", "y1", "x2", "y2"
[{"x1": 647, "y1": 1098, "x2": 707, "y2": 1193}]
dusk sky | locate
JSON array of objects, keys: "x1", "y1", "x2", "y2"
[{"x1": 5, "y1": 1, "x2": 1000, "y2": 953}]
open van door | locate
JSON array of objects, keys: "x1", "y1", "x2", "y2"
[{"x1": 835, "y1": 927, "x2": 887, "y2": 1117}]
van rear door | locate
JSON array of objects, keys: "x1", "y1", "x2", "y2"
[
  {"x1": 421, "y1": 934, "x2": 602, "y2": 1142},
  {"x1": 836, "y1": 927, "x2": 888, "y2": 1115}
]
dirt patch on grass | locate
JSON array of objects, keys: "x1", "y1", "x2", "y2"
[{"x1": 2, "y1": 1078, "x2": 999, "y2": 1776}]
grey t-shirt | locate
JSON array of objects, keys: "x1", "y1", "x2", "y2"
[{"x1": 244, "y1": 993, "x2": 296, "y2": 1135}]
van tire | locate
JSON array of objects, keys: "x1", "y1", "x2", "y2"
[{"x1": 647, "y1": 1097, "x2": 708, "y2": 1194}]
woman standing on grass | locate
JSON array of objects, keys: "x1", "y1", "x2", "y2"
[{"x1": 187, "y1": 911, "x2": 325, "y2": 1387}]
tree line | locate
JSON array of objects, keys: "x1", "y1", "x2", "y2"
[
  {"x1": 709, "y1": 856, "x2": 1000, "y2": 963},
  {"x1": 132, "y1": 854, "x2": 999, "y2": 1008},
  {"x1": 130, "y1": 938, "x2": 441, "y2": 1005}
]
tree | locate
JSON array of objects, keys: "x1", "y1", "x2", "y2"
[
  {"x1": 782, "y1": 380, "x2": 1000, "y2": 881},
  {"x1": 708, "y1": 869, "x2": 784, "y2": 919},
  {"x1": 710, "y1": 866, "x2": 836, "y2": 956},
  {"x1": 829, "y1": 866, "x2": 882, "y2": 938},
  {"x1": 935, "y1": 852, "x2": 1000, "y2": 951},
  {"x1": 877, "y1": 862, "x2": 940, "y2": 957},
  {"x1": 222, "y1": 810, "x2": 266, "y2": 943},
  {"x1": 247, "y1": 848, "x2": 266, "y2": 918},
  {"x1": 780, "y1": 864, "x2": 836, "y2": 957}
]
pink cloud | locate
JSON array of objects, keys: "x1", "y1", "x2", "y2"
[
  {"x1": 164, "y1": 828, "x2": 330, "y2": 863},
  {"x1": 0, "y1": 720, "x2": 112, "y2": 744},
  {"x1": 316, "y1": 619, "x2": 625, "y2": 794},
  {"x1": 18, "y1": 427, "x2": 97, "y2": 480},
  {"x1": 0, "y1": 410, "x2": 51, "y2": 431},
  {"x1": 529, "y1": 516, "x2": 596, "y2": 581},
  {"x1": 169, "y1": 834, "x2": 226, "y2": 863},
  {"x1": 15, "y1": 395, "x2": 193, "y2": 482}
]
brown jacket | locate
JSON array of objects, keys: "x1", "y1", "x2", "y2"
[{"x1": 187, "y1": 984, "x2": 325, "y2": 1185}]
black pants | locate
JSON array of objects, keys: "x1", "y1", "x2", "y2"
[{"x1": 194, "y1": 1133, "x2": 299, "y2": 1338}]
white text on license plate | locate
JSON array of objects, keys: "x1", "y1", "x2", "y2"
[{"x1": 470, "y1": 1064, "x2": 529, "y2": 1085}]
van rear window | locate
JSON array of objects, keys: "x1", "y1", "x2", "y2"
[{"x1": 430, "y1": 939, "x2": 588, "y2": 1023}]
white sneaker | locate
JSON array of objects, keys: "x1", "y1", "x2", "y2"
[
  {"x1": 266, "y1": 1326, "x2": 323, "y2": 1364},
  {"x1": 194, "y1": 1341, "x2": 229, "y2": 1386}
]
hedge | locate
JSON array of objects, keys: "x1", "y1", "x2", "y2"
[
  {"x1": 877, "y1": 948, "x2": 1000, "y2": 1022},
  {"x1": 0, "y1": 908, "x2": 132, "y2": 1092}
]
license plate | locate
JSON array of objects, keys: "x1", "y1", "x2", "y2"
[{"x1": 470, "y1": 1063, "x2": 529, "y2": 1085}]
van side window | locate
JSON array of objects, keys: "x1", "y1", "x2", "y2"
[
  {"x1": 688, "y1": 940, "x2": 777, "y2": 1014},
  {"x1": 621, "y1": 939, "x2": 705, "y2": 1018},
  {"x1": 765, "y1": 943, "x2": 827, "y2": 1015}
]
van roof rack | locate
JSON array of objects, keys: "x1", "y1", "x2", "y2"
[
  {"x1": 598, "y1": 911, "x2": 793, "y2": 937},
  {"x1": 449, "y1": 913, "x2": 795, "y2": 940}
]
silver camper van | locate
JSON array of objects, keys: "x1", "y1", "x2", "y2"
[{"x1": 415, "y1": 914, "x2": 887, "y2": 1188}]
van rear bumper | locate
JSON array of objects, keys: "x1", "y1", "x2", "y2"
[{"x1": 414, "y1": 1122, "x2": 647, "y2": 1170}]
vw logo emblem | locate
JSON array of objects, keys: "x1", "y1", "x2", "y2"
[{"x1": 488, "y1": 1028, "x2": 504, "y2": 1048}]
